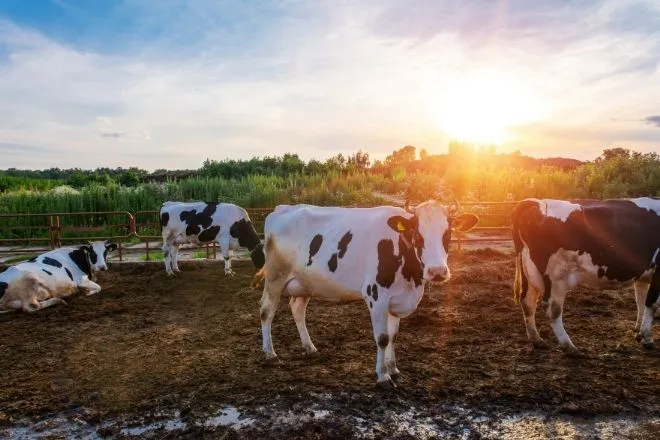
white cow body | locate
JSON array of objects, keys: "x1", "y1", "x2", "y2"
[
  {"x1": 159, "y1": 201, "x2": 263, "y2": 275},
  {"x1": 255, "y1": 202, "x2": 478, "y2": 385},
  {"x1": 0, "y1": 241, "x2": 117, "y2": 312}
]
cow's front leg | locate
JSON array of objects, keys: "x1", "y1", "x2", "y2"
[
  {"x1": 218, "y1": 236, "x2": 235, "y2": 276},
  {"x1": 547, "y1": 284, "x2": 580, "y2": 355},
  {"x1": 385, "y1": 313, "x2": 400, "y2": 380},
  {"x1": 369, "y1": 301, "x2": 394, "y2": 386},
  {"x1": 79, "y1": 276, "x2": 102, "y2": 295}
]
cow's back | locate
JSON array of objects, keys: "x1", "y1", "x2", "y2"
[{"x1": 264, "y1": 205, "x2": 407, "y2": 296}]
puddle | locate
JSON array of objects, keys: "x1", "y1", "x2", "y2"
[{"x1": 1, "y1": 400, "x2": 658, "y2": 439}]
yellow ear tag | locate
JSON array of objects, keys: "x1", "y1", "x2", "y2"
[{"x1": 397, "y1": 221, "x2": 406, "y2": 232}]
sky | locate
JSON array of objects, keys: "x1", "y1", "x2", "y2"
[{"x1": 0, "y1": 0, "x2": 659, "y2": 170}]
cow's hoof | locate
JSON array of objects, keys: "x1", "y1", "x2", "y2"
[
  {"x1": 225, "y1": 271, "x2": 236, "y2": 277},
  {"x1": 376, "y1": 378, "x2": 397, "y2": 390},
  {"x1": 532, "y1": 339, "x2": 549, "y2": 349},
  {"x1": 173, "y1": 269, "x2": 182, "y2": 274},
  {"x1": 57, "y1": 299, "x2": 68, "y2": 306},
  {"x1": 642, "y1": 341, "x2": 654, "y2": 350},
  {"x1": 390, "y1": 373, "x2": 401, "y2": 383},
  {"x1": 262, "y1": 354, "x2": 281, "y2": 365},
  {"x1": 635, "y1": 333, "x2": 643, "y2": 342},
  {"x1": 303, "y1": 347, "x2": 319, "y2": 356},
  {"x1": 166, "y1": 272, "x2": 176, "y2": 277}
]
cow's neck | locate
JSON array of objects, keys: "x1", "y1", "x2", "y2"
[{"x1": 69, "y1": 249, "x2": 94, "y2": 280}]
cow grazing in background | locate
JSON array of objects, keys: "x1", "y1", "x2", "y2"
[
  {"x1": 159, "y1": 201, "x2": 263, "y2": 276},
  {"x1": 253, "y1": 201, "x2": 478, "y2": 386},
  {"x1": 0, "y1": 241, "x2": 117, "y2": 312},
  {"x1": 512, "y1": 198, "x2": 660, "y2": 353}
]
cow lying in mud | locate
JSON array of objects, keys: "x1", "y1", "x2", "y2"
[
  {"x1": 512, "y1": 198, "x2": 660, "y2": 353},
  {"x1": 160, "y1": 201, "x2": 264, "y2": 276},
  {"x1": 0, "y1": 241, "x2": 117, "y2": 312},
  {"x1": 253, "y1": 201, "x2": 478, "y2": 386}
]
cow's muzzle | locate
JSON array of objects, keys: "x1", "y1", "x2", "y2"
[{"x1": 426, "y1": 266, "x2": 450, "y2": 284}]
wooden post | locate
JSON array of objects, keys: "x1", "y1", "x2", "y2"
[
  {"x1": 118, "y1": 241, "x2": 123, "y2": 262},
  {"x1": 145, "y1": 239, "x2": 150, "y2": 261}
]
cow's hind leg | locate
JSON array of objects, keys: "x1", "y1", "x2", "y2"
[
  {"x1": 162, "y1": 235, "x2": 175, "y2": 275},
  {"x1": 547, "y1": 284, "x2": 580, "y2": 355},
  {"x1": 521, "y1": 285, "x2": 546, "y2": 348},
  {"x1": 290, "y1": 296, "x2": 318, "y2": 355},
  {"x1": 219, "y1": 236, "x2": 235, "y2": 276},
  {"x1": 260, "y1": 280, "x2": 285, "y2": 360},
  {"x1": 638, "y1": 274, "x2": 659, "y2": 349},
  {"x1": 170, "y1": 243, "x2": 182, "y2": 273},
  {"x1": 385, "y1": 314, "x2": 401, "y2": 380},
  {"x1": 634, "y1": 280, "x2": 650, "y2": 335}
]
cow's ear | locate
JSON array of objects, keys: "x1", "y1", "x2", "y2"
[
  {"x1": 387, "y1": 215, "x2": 417, "y2": 233},
  {"x1": 452, "y1": 213, "x2": 479, "y2": 232},
  {"x1": 106, "y1": 243, "x2": 118, "y2": 252},
  {"x1": 80, "y1": 245, "x2": 93, "y2": 253}
]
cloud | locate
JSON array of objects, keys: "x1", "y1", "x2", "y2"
[
  {"x1": 645, "y1": 115, "x2": 660, "y2": 127},
  {"x1": 0, "y1": 1, "x2": 659, "y2": 170}
]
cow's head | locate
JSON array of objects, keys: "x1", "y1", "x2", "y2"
[
  {"x1": 387, "y1": 200, "x2": 478, "y2": 283},
  {"x1": 81, "y1": 240, "x2": 118, "y2": 271}
]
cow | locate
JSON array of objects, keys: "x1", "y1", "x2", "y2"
[
  {"x1": 0, "y1": 241, "x2": 117, "y2": 312},
  {"x1": 159, "y1": 201, "x2": 263, "y2": 276},
  {"x1": 253, "y1": 201, "x2": 479, "y2": 386},
  {"x1": 512, "y1": 197, "x2": 660, "y2": 354}
]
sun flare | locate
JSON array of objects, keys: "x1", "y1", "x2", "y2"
[{"x1": 432, "y1": 71, "x2": 546, "y2": 145}]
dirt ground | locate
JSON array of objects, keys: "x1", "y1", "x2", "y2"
[{"x1": 0, "y1": 249, "x2": 658, "y2": 439}]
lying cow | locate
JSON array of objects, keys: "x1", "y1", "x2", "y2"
[
  {"x1": 512, "y1": 198, "x2": 660, "y2": 353},
  {"x1": 160, "y1": 201, "x2": 263, "y2": 276},
  {"x1": 253, "y1": 201, "x2": 478, "y2": 386},
  {"x1": 0, "y1": 241, "x2": 117, "y2": 312}
]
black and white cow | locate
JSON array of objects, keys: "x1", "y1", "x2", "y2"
[
  {"x1": 159, "y1": 201, "x2": 263, "y2": 276},
  {"x1": 512, "y1": 197, "x2": 660, "y2": 353},
  {"x1": 253, "y1": 201, "x2": 478, "y2": 386},
  {"x1": 0, "y1": 241, "x2": 117, "y2": 312}
]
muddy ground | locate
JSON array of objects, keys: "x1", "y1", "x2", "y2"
[{"x1": 0, "y1": 249, "x2": 658, "y2": 439}]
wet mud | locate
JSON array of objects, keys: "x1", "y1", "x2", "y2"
[{"x1": 0, "y1": 249, "x2": 658, "y2": 438}]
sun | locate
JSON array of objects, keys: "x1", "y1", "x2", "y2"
[{"x1": 431, "y1": 71, "x2": 546, "y2": 145}]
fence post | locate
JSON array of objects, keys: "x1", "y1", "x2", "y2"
[
  {"x1": 118, "y1": 241, "x2": 123, "y2": 262},
  {"x1": 145, "y1": 239, "x2": 150, "y2": 261},
  {"x1": 55, "y1": 215, "x2": 62, "y2": 248},
  {"x1": 48, "y1": 215, "x2": 55, "y2": 249}
]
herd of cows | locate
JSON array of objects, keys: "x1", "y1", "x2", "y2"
[{"x1": 1, "y1": 197, "x2": 659, "y2": 386}]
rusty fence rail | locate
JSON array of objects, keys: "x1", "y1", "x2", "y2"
[{"x1": 0, "y1": 202, "x2": 517, "y2": 261}]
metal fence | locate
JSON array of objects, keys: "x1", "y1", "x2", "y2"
[{"x1": 0, "y1": 202, "x2": 517, "y2": 261}]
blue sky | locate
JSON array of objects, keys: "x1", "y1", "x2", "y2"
[{"x1": 0, "y1": 0, "x2": 659, "y2": 170}]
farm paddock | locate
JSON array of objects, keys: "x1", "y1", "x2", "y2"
[{"x1": 0, "y1": 249, "x2": 658, "y2": 439}]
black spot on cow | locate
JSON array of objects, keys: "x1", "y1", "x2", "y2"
[
  {"x1": 369, "y1": 301, "x2": 373, "y2": 309},
  {"x1": 180, "y1": 203, "x2": 217, "y2": 236},
  {"x1": 229, "y1": 219, "x2": 261, "y2": 251},
  {"x1": 367, "y1": 284, "x2": 372, "y2": 297},
  {"x1": 0, "y1": 281, "x2": 7, "y2": 299},
  {"x1": 376, "y1": 239, "x2": 401, "y2": 288},
  {"x1": 307, "y1": 234, "x2": 323, "y2": 266},
  {"x1": 372, "y1": 284, "x2": 378, "y2": 301},
  {"x1": 41, "y1": 269, "x2": 52, "y2": 276},
  {"x1": 28, "y1": 256, "x2": 37, "y2": 263},
  {"x1": 377, "y1": 333, "x2": 389, "y2": 348},
  {"x1": 198, "y1": 225, "x2": 221, "y2": 242},
  {"x1": 69, "y1": 248, "x2": 93, "y2": 279},
  {"x1": 328, "y1": 254, "x2": 338, "y2": 272},
  {"x1": 646, "y1": 270, "x2": 660, "y2": 308},
  {"x1": 160, "y1": 212, "x2": 170, "y2": 228},
  {"x1": 337, "y1": 231, "x2": 353, "y2": 258},
  {"x1": 65, "y1": 267, "x2": 74, "y2": 281},
  {"x1": 399, "y1": 235, "x2": 424, "y2": 287},
  {"x1": 43, "y1": 257, "x2": 62, "y2": 268},
  {"x1": 442, "y1": 229, "x2": 450, "y2": 252}
]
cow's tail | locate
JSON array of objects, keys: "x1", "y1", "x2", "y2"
[
  {"x1": 251, "y1": 235, "x2": 271, "y2": 289},
  {"x1": 511, "y1": 201, "x2": 530, "y2": 305}
]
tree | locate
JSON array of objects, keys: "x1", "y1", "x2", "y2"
[
  {"x1": 347, "y1": 150, "x2": 370, "y2": 171},
  {"x1": 385, "y1": 145, "x2": 416, "y2": 166}
]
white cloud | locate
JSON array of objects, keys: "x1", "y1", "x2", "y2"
[{"x1": 0, "y1": 0, "x2": 659, "y2": 170}]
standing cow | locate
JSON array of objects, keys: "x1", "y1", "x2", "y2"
[
  {"x1": 159, "y1": 201, "x2": 263, "y2": 276},
  {"x1": 253, "y1": 201, "x2": 478, "y2": 386},
  {"x1": 0, "y1": 241, "x2": 117, "y2": 312},
  {"x1": 512, "y1": 198, "x2": 660, "y2": 353}
]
